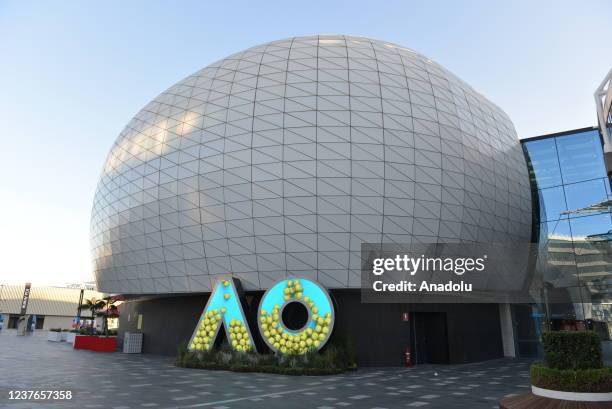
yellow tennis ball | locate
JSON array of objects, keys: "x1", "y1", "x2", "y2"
[
  {"x1": 223, "y1": 280, "x2": 230, "y2": 287},
  {"x1": 221, "y1": 307, "x2": 227, "y2": 313},
  {"x1": 224, "y1": 293, "x2": 230, "y2": 300}
]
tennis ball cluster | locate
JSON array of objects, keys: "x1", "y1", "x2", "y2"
[
  {"x1": 260, "y1": 279, "x2": 331, "y2": 355},
  {"x1": 190, "y1": 280, "x2": 253, "y2": 352},
  {"x1": 190, "y1": 308, "x2": 222, "y2": 351},
  {"x1": 227, "y1": 319, "x2": 252, "y2": 351}
]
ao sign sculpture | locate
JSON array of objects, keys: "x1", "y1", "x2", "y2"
[{"x1": 188, "y1": 278, "x2": 335, "y2": 355}]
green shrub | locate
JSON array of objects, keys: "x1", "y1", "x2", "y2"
[
  {"x1": 531, "y1": 363, "x2": 612, "y2": 393},
  {"x1": 542, "y1": 331, "x2": 602, "y2": 370},
  {"x1": 176, "y1": 335, "x2": 357, "y2": 376},
  {"x1": 49, "y1": 328, "x2": 61, "y2": 332},
  {"x1": 328, "y1": 333, "x2": 356, "y2": 368}
]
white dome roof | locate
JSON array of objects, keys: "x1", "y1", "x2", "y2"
[{"x1": 91, "y1": 35, "x2": 532, "y2": 294}]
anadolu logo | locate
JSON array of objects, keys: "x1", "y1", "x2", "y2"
[{"x1": 188, "y1": 278, "x2": 335, "y2": 355}]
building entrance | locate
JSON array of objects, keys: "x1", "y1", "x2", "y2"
[{"x1": 411, "y1": 312, "x2": 449, "y2": 364}]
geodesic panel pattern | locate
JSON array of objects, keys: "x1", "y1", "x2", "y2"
[{"x1": 91, "y1": 35, "x2": 532, "y2": 294}]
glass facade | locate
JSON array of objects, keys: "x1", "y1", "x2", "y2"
[{"x1": 522, "y1": 128, "x2": 612, "y2": 354}]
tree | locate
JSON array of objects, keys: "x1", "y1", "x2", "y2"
[
  {"x1": 80, "y1": 297, "x2": 106, "y2": 330},
  {"x1": 96, "y1": 296, "x2": 120, "y2": 336}
]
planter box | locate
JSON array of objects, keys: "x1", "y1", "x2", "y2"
[
  {"x1": 532, "y1": 385, "x2": 612, "y2": 402},
  {"x1": 73, "y1": 335, "x2": 117, "y2": 352},
  {"x1": 500, "y1": 392, "x2": 612, "y2": 408},
  {"x1": 66, "y1": 332, "x2": 76, "y2": 344},
  {"x1": 60, "y1": 332, "x2": 68, "y2": 342},
  {"x1": 47, "y1": 332, "x2": 62, "y2": 342}
]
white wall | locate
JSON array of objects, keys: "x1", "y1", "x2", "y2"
[
  {"x1": 41, "y1": 316, "x2": 74, "y2": 330},
  {"x1": 499, "y1": 303, "x2": 516, "y2": 358}
]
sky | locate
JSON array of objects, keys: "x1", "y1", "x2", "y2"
[{"x1": 0, "y1": 1, "x2": 610, "y2": 287}]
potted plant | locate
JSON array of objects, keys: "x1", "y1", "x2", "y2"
[
  {"x1": 501, "y1": 331, "x2": 612, "y2": 407},
  {"x1": 47, "y1": 328, "x2": 62, "y2": 342},
  {"x1": 73, "y1": 297, "x2": 118, "y2": 352},
  {"x1": 531, "y1": 331, "x2": 612, "y2": 401}
]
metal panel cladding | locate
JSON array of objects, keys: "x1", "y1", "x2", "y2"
[{"x1": 91, "y1": 35, "x2": 532, "y2": 294}]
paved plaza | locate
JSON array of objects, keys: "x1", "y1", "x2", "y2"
[{"x1": 0, "y1": 330, "x2": 531, "y2": 409}]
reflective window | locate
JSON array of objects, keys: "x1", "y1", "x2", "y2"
[
  {"x1": 564, "y1": 179, "x2": 609, "y2": 214},
  {"x1": 556, "y1": 130, "x2": 606, "y2": 184},
  {"x1": 538, "y1": 186, "x2": 567, "y2": 222},
  {"x1": 542, "y1": 218, "x2": 572, "y2": 241},
  {"x1": 570, "y1": 214, "x2": 612, "y2": 303},
  {"x1": 570, "y1": 213, "x2": 612, "y2": 240},
  {"x1": 523, "y1": 138, "x2": 562, "y2": 189},
  {"x1": 523, "y1": 128, "x2": 612, "y2": 347}
]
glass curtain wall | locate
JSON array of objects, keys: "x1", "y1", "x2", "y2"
[{"x1": 522, "y1": 128, "x2": 612, "y2": 356}]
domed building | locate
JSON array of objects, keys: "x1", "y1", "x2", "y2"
[{"x1": 91, "y1": 35, "x2": 532, "y2": 365}]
